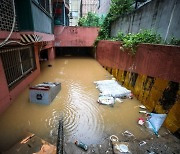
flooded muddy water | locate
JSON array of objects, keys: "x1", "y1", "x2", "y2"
[{"x1": 0, "y1": 57, "x2": 152, "y2": 151}]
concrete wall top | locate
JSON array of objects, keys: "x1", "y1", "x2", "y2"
[
  {"x1": 54, "y1": 26, "x2": 99, "y2": 47},
  {"x1": 111, "y1": 0, "x2": 180, "y2": 41}
]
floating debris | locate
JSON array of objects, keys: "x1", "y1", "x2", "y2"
[
  {"x1": 75, "y1": 140, "x2": 88, "y2": 151},
  {"x1": 94, "y1": 80, "x2": 131, "y2": 98},
  {"x1": 145, "y1": 113, "x2": 167, "y2": 136},
  {"x1": 110, "y1": 135, "x2": 131, "y2": 154},
  {"x1": 29, "y1": 82, "x2": 61, "y2": 105},
  {"x1": 138, "y1": 117, "x2": 145, "y2": 126},
  {"x1": 139, "y1": 105, "x2": 146, "y2": 109},
  {"x1": 98, "y1": 96, "x2": 114, "y2": 105},
  {"x1": 122, "y1": 130, "x2": 134, "y2": 137},
  {"x1": 139, "y1": 111, "x2": 148, "y2": 114},
  {"x1": 139, "y1": 141, "x2": 147, "y2": 146},
  {"x1": 115, "y1": 98, "x2": 123, "y2": 103}
]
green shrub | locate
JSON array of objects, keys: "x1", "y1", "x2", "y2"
[
  {"x1": 169, "y1": 37, "x2": 180, "y2": 46},
  {"x1": 117, "y1": 30, "x2": 162, "y2": 54},
  {"x1": 78, "y1": 12, "x2": 104, "y2": 27}
]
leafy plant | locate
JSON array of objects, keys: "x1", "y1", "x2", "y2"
[
  {"x1": 98, "y1": 0, "x2": 134, "y2": 40},
  {"x1": 78, "y1": 12, "x2": 104, "y2": 27},
  {"x1": 117, "y1": 30, "x2": 162, "y2": 54},
  {"x1": 169, "y1": 37, "x2": 180, "y2": 46}
]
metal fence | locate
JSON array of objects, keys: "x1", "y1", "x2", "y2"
[
  {"x1": 0, "y1": 0, "x2": 19, "y2": 31},
  {"x1": 0, "y1": 46, "x2": 36, "y2": 88}
]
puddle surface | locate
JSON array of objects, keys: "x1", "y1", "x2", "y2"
[{"x1": 0, "y1": 57, "x2": 151, "y2": 151}]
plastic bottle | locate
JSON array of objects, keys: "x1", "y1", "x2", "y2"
[{"x1": 75, "y1": 141, "x2": 88, "y2": 151}]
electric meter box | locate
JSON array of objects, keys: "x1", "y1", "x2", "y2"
[{"x1": 29, "y1": 82, "x2": 61, "y2": 105}]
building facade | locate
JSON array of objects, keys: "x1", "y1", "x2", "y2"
[
  {"x1": 0, "y1": 0, "x2": 69, "y2": 114},
  {"x1": 81, "y1": 0, "x2": 99, "y2": 16},
  {"x1": 97, "y1": 0, "x2": 111, "y2": 16},
  {"x1": 69, "y1": 0, "x2": 81, "y2": 26}
]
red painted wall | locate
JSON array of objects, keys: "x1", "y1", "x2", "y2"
[
  {"x1": 48, "y1": 47, "x2": 55, "y2": 60},
  {"x1": 0, "y1": 44, "x2": 40, "y2": 114},
  {"x1": 0, "y1": 57, "x2": 11, "y2": 114},
  {"x1": 96, "y1": 40, "x2": 180, "y2": 83},
  {"x1": 54, "y1": 26, "x2": 99, "y2": 47}
]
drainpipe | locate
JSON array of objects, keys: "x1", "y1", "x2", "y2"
[
  {"x1": 63, "y1": 0, "x2": 66, "y2": 26},
  {"x1": 49, "y1": 0, "x2": 52, "y2": 16},
  {"x1": 164, "y1": 0, "x2": 177, "y2": 42}
]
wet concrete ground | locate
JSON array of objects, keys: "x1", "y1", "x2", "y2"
[{"x1": 64, "y1": 133, "x2": 180, "y2": 154}]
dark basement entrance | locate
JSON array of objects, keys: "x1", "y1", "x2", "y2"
[{"x1": 55, "y1": 47, "x2": 95, "y2": 57}]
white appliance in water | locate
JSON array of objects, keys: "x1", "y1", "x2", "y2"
[{"x1": 29, "y1": 82, "x2": 61, "y2": 105}]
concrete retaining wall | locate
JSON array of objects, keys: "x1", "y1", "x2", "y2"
[
  {"x1": 96, "y1": 40, "x2": 180, "y2": 133},
  {"x1": 54, "y1": 26, "x2": 99, "y2": 47},
  {"x1": 111, "y1": 0, "x2": 180, "y2": 41}
]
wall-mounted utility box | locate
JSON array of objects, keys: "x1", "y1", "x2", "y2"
[{"x1": 29, "y1": 82, "x2": 61, "y2": 105}]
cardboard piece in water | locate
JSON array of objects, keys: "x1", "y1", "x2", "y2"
[
  {"x1": 29, "y1": 82, "x2": 61, "y2": 105},
  {"x1": 5, "y1": 133, "x2": 56, "y2": 154}
]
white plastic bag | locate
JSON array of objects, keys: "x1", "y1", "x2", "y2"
[{"x1": 146, "y1": 113, "x2": 167, "y2": 135}]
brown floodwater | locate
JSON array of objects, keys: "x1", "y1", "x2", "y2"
[{"x1": 0, "y1": 57, "x2": 152, "y2": 151}]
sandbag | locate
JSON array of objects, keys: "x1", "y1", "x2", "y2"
[{"x1": 94, "y1": 80, "x2": 131, "y2": 98}]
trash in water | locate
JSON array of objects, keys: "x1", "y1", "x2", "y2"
[
  {"x1": 122, "y1": 130, "x2": 134, "y2": 137},
  {"x1": 113, "y1": 143, "x2": 130, "y2": 153},
  {"x1": 112, "y1": 77, "x2": 116, "y2": 80},
  {"x1": 94, "y1": 80, "x2": 131, "y2": 98},
  {"x1": 115, "y1": 144, "x2": 129, "y2": 153},
  {"x1": 48, "y1": 64, "x2": 52, "y2": 67},
  {"x1": 98, "y1": 96, "x2": 114, "y2": 105},
  {"x1": 110, "y1": 135, "x2": 119, "y2": 142},
  {"x1": 139, "y1": 141, "x2": 147, "y2": 146},
  {"x1": 139, "y1": 111, "x2": 148, "y2": 114},
  {"x1": 115, "y1": 98, "x2": 123, "y2": 103},
  {"x1": 138, "y1": 117, "x2": 145, "y2": 126},
  {"x1": 139, "y1": 105, "x2": 146, "y2": 109},
  {"x1": 128, "y1": 93, "x2": 133, "y2": 99},
  {"x1": 75, "y1": 140, "x2": 88, "y2": 151},
  {"x1": 145, "y1": 113, "x2": 167, "y2": 136},
  {"x1": 110, "y1": 135, "x2": 130, "y2": 154}
]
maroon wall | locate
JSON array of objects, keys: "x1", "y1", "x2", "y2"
[
  {"x1": 54, "y1": 26, "x2": 99, "y2": 47},
  {"x1": 0, "y1": 45, "x2": 40, "y2": 114},
  {"x1": 96, "y1": 40, "x2": 180, "y2": 83}
]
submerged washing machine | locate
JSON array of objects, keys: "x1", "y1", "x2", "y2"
[{"x1": 29, "y1": 82, "x2": 61, "y2": 105}]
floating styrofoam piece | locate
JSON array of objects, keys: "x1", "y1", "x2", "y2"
[
  {"x1": 94, "y1": 80, "x2": 131, "y2": 98},
  {"x1": 115, "y1": 98, "x2": 123, "y2": 103},
  {"x1": 146, "y1": 113, "x2": 167, "y2": 135},
  {"x1": 98, "y1": 96, "x2": 114, "y2": 105},
  {"x1": 139, "y1": 105, "x2": 146, "y2": 109},
  {"x1": 139, "y1": 111, "x2": 148, "y2": 114}
]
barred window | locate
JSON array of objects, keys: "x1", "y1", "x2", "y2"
[
  {"x1": 37, "y1": 0, "x2": 51, "y2": 14},
  {"x1": 0, "y1": 46, "x2": 36, "y2": 88}
]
